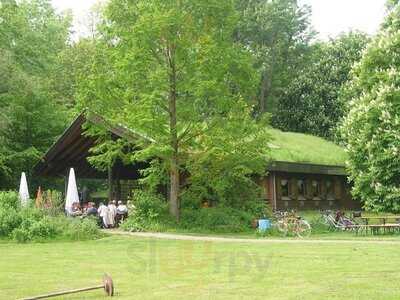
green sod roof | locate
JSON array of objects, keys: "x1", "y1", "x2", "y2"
[{"x1": 268, "y1": 129, "x2": 348, "y2": 167}]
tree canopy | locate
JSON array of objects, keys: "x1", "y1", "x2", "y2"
[
  {"x1": 78, "y1": 0, "x2": 270, "y2": 220},
  {"x1": 341, "y1": 4, "x2": 400, "y2": 212},
  {"x1": 273, "y1": 32, "x2": 369, "y2": 139},
  {"x1": 1, "y1": 0, "x2": 394, "y2": 216},
  {"x1": 0, "y1": 0, "x2": 71, "y2": 188}
]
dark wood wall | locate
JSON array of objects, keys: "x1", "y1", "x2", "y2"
[{"x1": 261, "y1": 171, "x2": 360, "y2": 211}]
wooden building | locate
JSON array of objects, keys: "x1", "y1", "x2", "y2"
[
  {"x1": 262, "y1": 161, "x2": 358, "y2": 211},
  {"x1": 35, "y1": 112, "x2": 359, "y2": 210},
  {"x1": 34, "y1": 112, "x2": 148, "y2": 202},
  {"x1": 261, "y1": 129, "x2": 359, "y2": 210}
]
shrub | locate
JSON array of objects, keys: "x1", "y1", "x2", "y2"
[
  {"x1": 0, "y1": 189, "x2": 101, "y2": 243},
  {"x1": 121, "y1": 190, "x2": 174, "y2": 232},
  {"x1": 121, "y1": 190, "x2": 258, "y2": 233},
  {"x1": 60, "y1": 217, "x2": 100, "y2": 241},
  {"x1": 0, "y1": 191, "x2": 20, "y2": 209},
  {"x1": 0, "y1": 207, "x2": 21, "y2": 236},
  {"x1": 11, "y1": 227, "x2": 32, "y2": 243},
  {"x1": 179, "y1": 207, "x2": 253, "y2": 233},
  {"x1": 29, "y1": 217, "x2": 59, "y2": 239}
]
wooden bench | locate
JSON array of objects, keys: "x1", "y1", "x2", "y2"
[{"x1": 354, "y1": 223, "x2": 400, "y2": 235}]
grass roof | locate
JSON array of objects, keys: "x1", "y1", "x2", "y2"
[{"x1": 268, "y1": 129, "x2": 347, "y2": 167}]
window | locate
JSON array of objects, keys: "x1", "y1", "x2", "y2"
[
  {"x1": 297, "y1": 180, "x2": 306, "y2": 199},
  {"x1": 312, "y1": 180, "x2": 321, "y2": 199},
  {"x1": 326, "y1": 180, "x2": 335, "y2": 200},
  {"x1": 280, "y1": 179, "x2": 290, "y2": 198}
]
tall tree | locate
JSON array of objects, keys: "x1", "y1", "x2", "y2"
[
  {"x1": 236, "y1": 0, "x2": 314, "y2": 115},
  {"x1": 0, "y1": 0, "x2": 71, "y2": 188},
  {"x1": 78, "y1": 0, "x2": 270, "y2": 220},
  {"x1": 341, "y1": 5, "x2": 400, "y2": 212},
  {"x1": 273, "y1": 32, "x2": 369, "y2": 139}
]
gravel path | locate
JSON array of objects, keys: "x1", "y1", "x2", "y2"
[{"x1": 104, "y1": 230, "x2": 400, "y2": 245}]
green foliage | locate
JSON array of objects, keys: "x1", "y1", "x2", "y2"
[
  {"x1": 179, "y1": 207, "x2": 253, "y2": 233},
  {"x1": 273, "y1": 32, "x2": 369, "y2": 139},
  {"x1": 121, "y1": 190, "x2": 172, "y2": 232},
  {"x1": 182, "y1": 113, "x2": 270, "y2": 212},
  {"x1": 40, "y1": 190, "x2": 64, "y2": 216},
  {"x1": 0, "y1": 207, "x2": 21, "y2": 236},
  {"x1": 0, "y1": 191, "x2": 100, "y2": 242},
  {"x1": 55, "y1": 217, "x2": 100, "y2": 241},
  {"x1": 121, "y1": 189, "x2": 260, "y2": 233},
  {"x1": 236, "y1": 0, "x2": 314, "y2": 114},
  {"x1": 0, "y1": 191, "x2": 20, "y2": 209},
  {"x1": 0, "y1": 0, "x2": 71, "y2": 189},
  {"x1": 340, "y1": 9, "x2": 400, "y2": 212},
  {"x1": 9, "y1": 214, "x2": 101, "y2": 243},
  {"x1": 79, "y1": 0, "x2": 270, "y2": 219},
  {"x1": 121, "y1": 188, "x2": 267, "y2": 233}
]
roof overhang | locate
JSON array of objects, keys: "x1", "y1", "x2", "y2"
[
  {"x1": 267, "y1": 161, "x2": 347, "y2": 176},
  {"x1": 34, "y1": 112, "x2": 147, "y2": 179}
]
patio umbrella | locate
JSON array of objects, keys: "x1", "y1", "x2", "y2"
[
  {"x1": 65, "y1": 168, "x2": 79, "y2": 214},
  {"x1": 19, "y1": 172, "x2": 29, "y2": 207}
]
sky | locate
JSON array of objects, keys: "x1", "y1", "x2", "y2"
[{"x1": 51, "y1": 0, "x2": 388, "y2": 40}]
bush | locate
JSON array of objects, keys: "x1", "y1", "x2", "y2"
[
  {"x1": 0, "y1": 191, "x2": 20, "y2": 209},
  {"x1": 0, "y1": 207, "x2": 21, "y2": 236},
  {"x1": 60, "y1": 217, "x2": 100, "y2": 241},
  {"x1": 29, "y1": 217, "x2": 59, "y2": 239},
  {"x1": 0, "y1": 202, "x2": 100, "y2": 242},
  {"x1": 179, "y1": 207, "x2": 253, "y2": 233},
  {"x1": 11, "y1": 227, "x2": 32, "y2": 243},
  {"x1": 121, "y1": 189, "x2": 260, "y2": 233},
  {"x1": 10, "y1": 216, "x2": 101, "y2": 243},
  {"x1": 121, "y1": 190, "x2": 172, "y2": 232},
  {"x1": 0, "y1": 189, "x2": 101, "y2": 243}
]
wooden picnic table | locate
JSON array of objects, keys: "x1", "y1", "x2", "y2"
[
  {"x1": 359, "y1": 216, "x2": 400, "y2": 225},
  {"x1": 356, "y1": 216, "x2": 400, "y2": 235}
]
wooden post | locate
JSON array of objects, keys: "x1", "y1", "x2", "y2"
[
  {"x1": 115, "y1": 165, "x2": 121, "y2": 202},
  {"x1": 272, "y1": 172, "x2": 277, "y2": 211},
  {"x1": 108, "y1": 165, "x2": 113, "y2": 202}
]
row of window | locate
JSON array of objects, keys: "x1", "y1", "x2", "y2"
[{"x1": 280, "y1": 178, "x2": 336, "y2": 200}]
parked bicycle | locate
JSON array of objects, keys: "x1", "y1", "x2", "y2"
[
  {"x1": 274, "y1": 210, "x2": 311, "y2": 238},
  {"x1": 319, "y1": 210, "x2": 358, "y2": 231}
]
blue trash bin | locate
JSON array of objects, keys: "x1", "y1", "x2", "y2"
[{"x1": 258, "y1": 219, "x2": 271, "y2": 232}]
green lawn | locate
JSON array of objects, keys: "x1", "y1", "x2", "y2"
[{"x1": 1, "y1": 235, "x2": 400, "y2": 299}]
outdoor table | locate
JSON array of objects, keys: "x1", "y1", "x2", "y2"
[
  {"x1": 357, "y1": 216, "x2": 400, "y2": 235},
  {"x1": 359, "y1": 216, "x2": 400, "y2": 226}
]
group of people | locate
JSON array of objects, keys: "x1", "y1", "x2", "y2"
[
  {"x1": 98, "y1": 200, "x2": 129, "y2": 228},
  {"x1": 69, "y1": 200, "x2": 129, "y2": 228}
]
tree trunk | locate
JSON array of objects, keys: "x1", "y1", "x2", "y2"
[
  {"x1": 169, "y1": 154, "x2": 180, "y2": 220},
  {"x1": 259, "y1": 68, "x2": 273, "y2": 114},
  {"x1": 167, "y1": 45, "x2": 180, "y2": 221}
]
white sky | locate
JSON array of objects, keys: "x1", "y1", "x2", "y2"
[{"x1": 52, "y1": 0, "x2": 388, "y2": 40}]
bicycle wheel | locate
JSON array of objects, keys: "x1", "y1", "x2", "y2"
[
  {"x1": 295, "y1": 220, "x2": 311, "y2": 238},
  {"x1": 276, "y1": 220, "x2": 288, "y2": 236}
]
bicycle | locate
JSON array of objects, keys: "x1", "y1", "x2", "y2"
[{"x1": 274, "y1": 210, "x2": 311, "y2": 238}]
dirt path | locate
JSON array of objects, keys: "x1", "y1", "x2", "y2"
[{"x1": 104, "y1": 230, "x2": 400, "y2": 245}]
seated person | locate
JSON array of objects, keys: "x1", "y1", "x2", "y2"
[
  {"x1": 116, "y1": 201, "x2": 128, "y2": 225},
  {"x1": 86, "y1": 202, "x2": 98, "y2": 217},
  {"x1": 70, "y1": 202, "x2": 82, "y2": 217}
]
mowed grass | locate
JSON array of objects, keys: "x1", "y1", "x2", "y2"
[{"x1": 1, "y1": 236, "x2": 400, "y2": 299}]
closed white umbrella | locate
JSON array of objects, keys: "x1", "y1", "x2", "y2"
[
  {"x1": 65, "y1": 168, "x2": 79, "y2": 214},
  {"x1": 19, "y1": 172, "x2": 29, "y2": 207}
]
